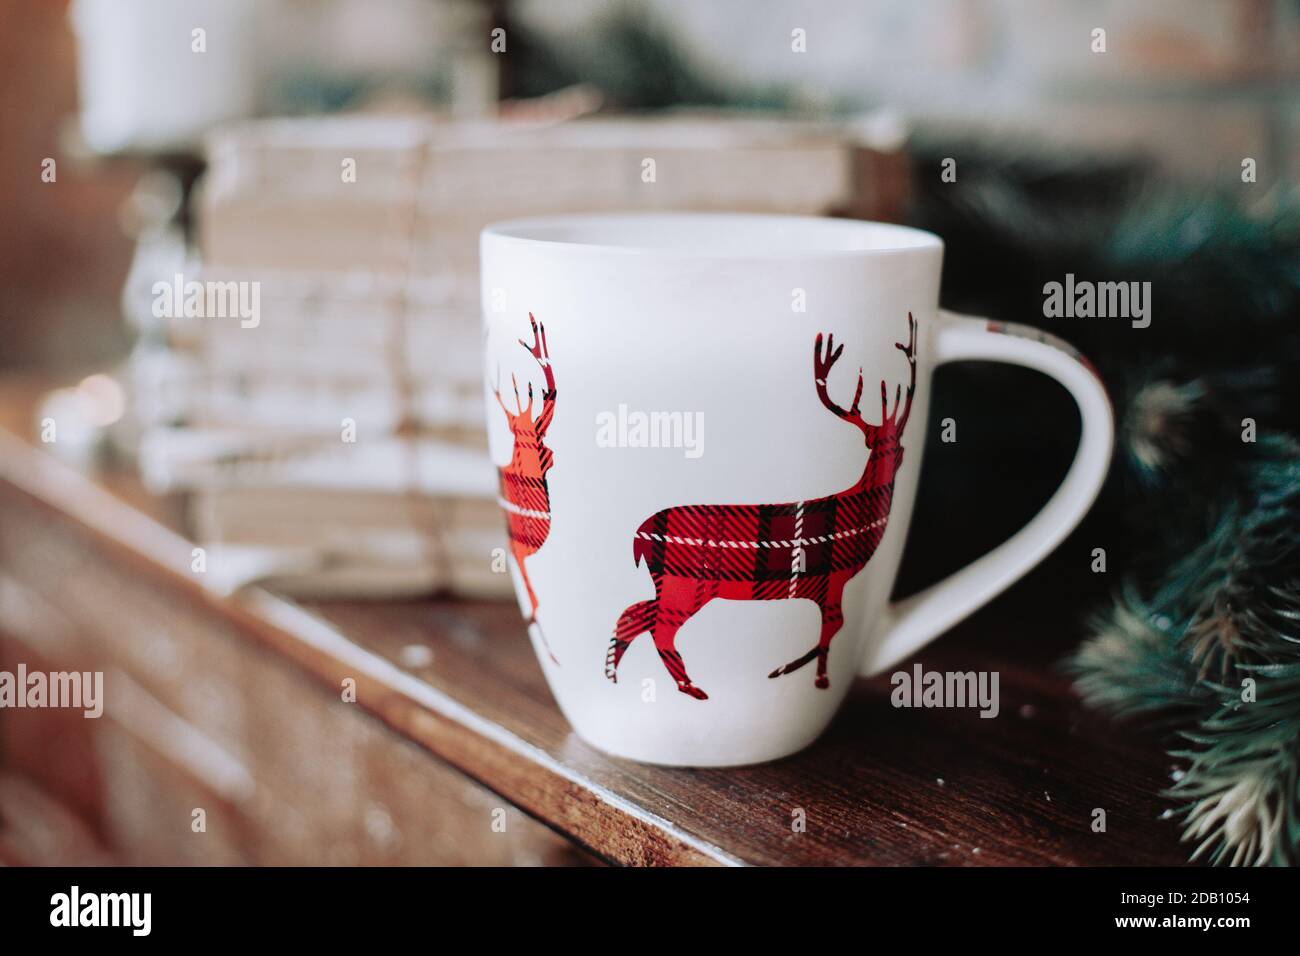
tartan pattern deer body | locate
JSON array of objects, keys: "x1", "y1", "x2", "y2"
[
  {"x1": 608, "y1": 314, "x2": 917, "y2": 699},
  {"x1": 494, "y1": 314, "x2": 558, "y2": 662}
]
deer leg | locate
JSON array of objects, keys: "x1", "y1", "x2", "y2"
[
  {"x1": 513, "y1": 545, "x2": 558, "y2": 664},
  {"x1": 812, "y1": 598, "x2": 844, "y2": 689},
  {"x1": 651, "y1": 622, "x2": 708, "y2": 700},
  {"x1": 607, "y1": 599, "x2": 657, "y2": 683},
  {"x1": 768, "y1": 594, "x2": 844, "y2": 689},
  {"x1": 767, "y1": 647, "x2": 819, "y2": 680}
]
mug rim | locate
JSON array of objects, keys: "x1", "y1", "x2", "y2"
[{"x1": 482, "y1": 211, "x2": 943, "y2": 261}]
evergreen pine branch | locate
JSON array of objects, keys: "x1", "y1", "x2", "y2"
[
  {"x1": 1168, "y1": 662, "x2": 1300, "y2": 866},
  {"x1": 1070, "y1": 435, "x2": 1300, "y2": 864},
  {"x1": 908, "y1": 143, "x2": 1300, "y2": 866},
  {"x1": 1069, "y1": 589, "x2": 1208, "y2": 720}
]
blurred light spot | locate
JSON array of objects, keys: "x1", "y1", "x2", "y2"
[
  {"x1": 399, "y1": 644, "x2": 434, "y2": 669},
  {"x1": 76, "y1": 374, "x2": 125, "y2": 427}
]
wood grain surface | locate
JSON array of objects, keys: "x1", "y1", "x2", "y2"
[{"x1": 0, "y1": 379, "x2": 1190, "y2": 865}]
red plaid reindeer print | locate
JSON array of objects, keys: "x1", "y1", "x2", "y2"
[
  {"x1": 494, "y1": 314, "x2": 558, "y2": 662},
  {"x1": 608, "y1": 313, "x2": 918, "y2": 699}
]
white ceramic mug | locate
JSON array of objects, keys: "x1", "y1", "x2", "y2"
[{"x1": 481, "y1": 213, "x2": 1112, "y2": 767}]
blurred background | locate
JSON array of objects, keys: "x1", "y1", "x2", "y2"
[
  {"x1": 5, "y1": 0, "x2": 1297, "y2": 375},
  {"x1": 0, "y1": 0, "x2": 1297, "y2": 866}
]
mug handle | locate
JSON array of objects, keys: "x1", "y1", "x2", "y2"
[{"x1": 860, "y1": 310, "x2": 1114, "y2": 676}]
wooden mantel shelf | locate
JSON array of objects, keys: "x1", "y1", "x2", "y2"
[{"x1": 0, "y1": 379, "x2": 1190, "y2": 866}]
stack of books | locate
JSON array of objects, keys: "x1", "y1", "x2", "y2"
[{"x1": 128, "y1": 112, "x2": 905, "y2": 598}]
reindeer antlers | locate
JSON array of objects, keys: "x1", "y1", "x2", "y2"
[
  {"x1": 493, "y1": 313, "x2": 556, "y2": 431},
  {"x1": 814, "y1": 332, "x2": 866, "y2": 424},
  {"x1": 891, "y1": 312, "x2": 918, "y2": 434},
  {"x1": 519, "y1": 312, "x2": 549, "y2": 364},
  {"x1": 814, "y1": 313, "x2": 917, "y2": 435}
]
